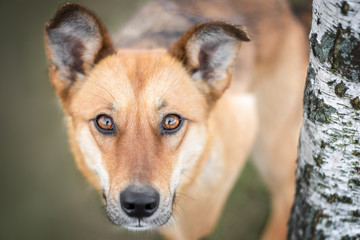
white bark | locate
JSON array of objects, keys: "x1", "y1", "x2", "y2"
[{"x1": 289, "y1": 0, "x2": 360, "y2": 239}]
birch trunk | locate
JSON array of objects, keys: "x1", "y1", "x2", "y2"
[{"x1": 288, "y1": 0, "x2": 360, "y2": 239}]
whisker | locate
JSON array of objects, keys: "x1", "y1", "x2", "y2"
[
  {"x1": 87, "y1": 79, "x2": 117, "y2": 102},
  {"x1": 175, "y1": 191, "x2": 195, "y2": 201}
]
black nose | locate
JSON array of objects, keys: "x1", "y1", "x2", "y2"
[{"x1": 120, "y1": 185, "x2": 160, "y2": 219}]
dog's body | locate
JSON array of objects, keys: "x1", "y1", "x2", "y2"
[{"x1": 45, "y1": 0, "x2": 308, "y2": 239}]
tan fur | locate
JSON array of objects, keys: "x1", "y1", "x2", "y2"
[{"x1": 45, "y1": 1, "x2": 308, "y2": 239}]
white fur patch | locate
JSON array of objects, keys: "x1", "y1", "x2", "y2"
[
  {"x1": 170, "y1": 125, "x2": 207, "y2": 194},
  {"x1": 77, "y1": 126, "x2": 110, "y2": 194}
]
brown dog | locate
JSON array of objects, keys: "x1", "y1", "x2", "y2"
[{"x1": 44, "y1": 0, "x2": 308, "y2": 239}]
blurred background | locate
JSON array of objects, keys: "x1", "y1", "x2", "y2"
[{"x1": 0, "y1": 0, "x2": 271, "y2": 239}]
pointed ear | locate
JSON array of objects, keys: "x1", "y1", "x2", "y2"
[
  {"x1": 44, "y1": 3, "x2": 114, "y2": 100},
  {"x1": 169, "y1": 21, "x2": 251, "y2": 104}
]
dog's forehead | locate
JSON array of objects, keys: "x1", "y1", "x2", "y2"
[{"x1": 71, "y1": 49, "x2": 206, "y2": 119}]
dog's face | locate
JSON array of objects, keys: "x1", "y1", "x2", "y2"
[
  {"x1": 68, "y1": 50, "x2": 209, "y2": 229},
  {"x1": 44, "y1": 3, "x2": 250, "y2": 230}
]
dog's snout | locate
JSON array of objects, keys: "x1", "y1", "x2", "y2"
[{"x1": 120, "y1": 185, "x2": 160, "y2": 219}]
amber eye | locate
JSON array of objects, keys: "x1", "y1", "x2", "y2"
[
  {"x1": 95, "y1": 114, "x2": 116, "y2": 135},
  {"x1": 162, "y1": 114, "x2": 183, "y2": 134}
]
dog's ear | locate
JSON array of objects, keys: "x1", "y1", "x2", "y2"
[
  {"x1": 44, "y1": 3, "x2": 114, "y2": 101},
  {"x1": 169, "y1": 21, "x2": 251, "y2": 104}
]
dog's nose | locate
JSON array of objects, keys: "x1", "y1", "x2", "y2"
[{"x1": 120, "y1": 185, "x2": 160, "y2": 218}]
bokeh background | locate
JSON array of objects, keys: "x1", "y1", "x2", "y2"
[{"x1": 0, "y1": 0, "x2": 272, "y2": 239}]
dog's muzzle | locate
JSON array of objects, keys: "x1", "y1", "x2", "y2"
[{"x1": 106, "y1": 184, "x2": 173, "y2": 230}]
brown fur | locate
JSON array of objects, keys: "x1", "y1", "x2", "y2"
[{"x1": 44, "y1": 1, "x2": 308, "y2": 239}]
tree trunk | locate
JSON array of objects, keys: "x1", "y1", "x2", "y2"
[{"x1": 288, "y1": 0, "x2": 360, "y2": 239}]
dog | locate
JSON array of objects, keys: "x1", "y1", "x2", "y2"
[{"x1": 44, "y1": 0, "x2": 308, "y2": 239}]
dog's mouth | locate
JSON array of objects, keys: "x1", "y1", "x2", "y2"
[
  {"x1": 106, "y1": 207, "x2": 173, "y2": 230},
  {"x1": 112, "y1": 213, "x2": 173, "y2": 231},
  {"x1": 125, "y1": 224, "x2": 155, "y2": 231},
  {"x1": 126, "y1": 219, "x2": 158, "y2": 230},
  {"x1": 114, "y1": 219, "x2": 164, "y2": 231}
]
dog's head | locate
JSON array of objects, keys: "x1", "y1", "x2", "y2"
[{"x1": 44, "y1": 3, "x2": 250, "y2": 230}]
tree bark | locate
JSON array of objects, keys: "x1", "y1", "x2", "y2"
[{"x1": 288, "y1": 0, "x2": 360, "y2": 239}]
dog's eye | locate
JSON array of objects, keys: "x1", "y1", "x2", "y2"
[
  {"x1": 95, "y1": 114, "x2": 116, "y2": 135},
  {"x1": 162, "y1": 114, "x2": 183, "y2": 134}
]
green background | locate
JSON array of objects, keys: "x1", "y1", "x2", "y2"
[{"x1": 0, "y1": 1, "x2": 270, "y2": 239}]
